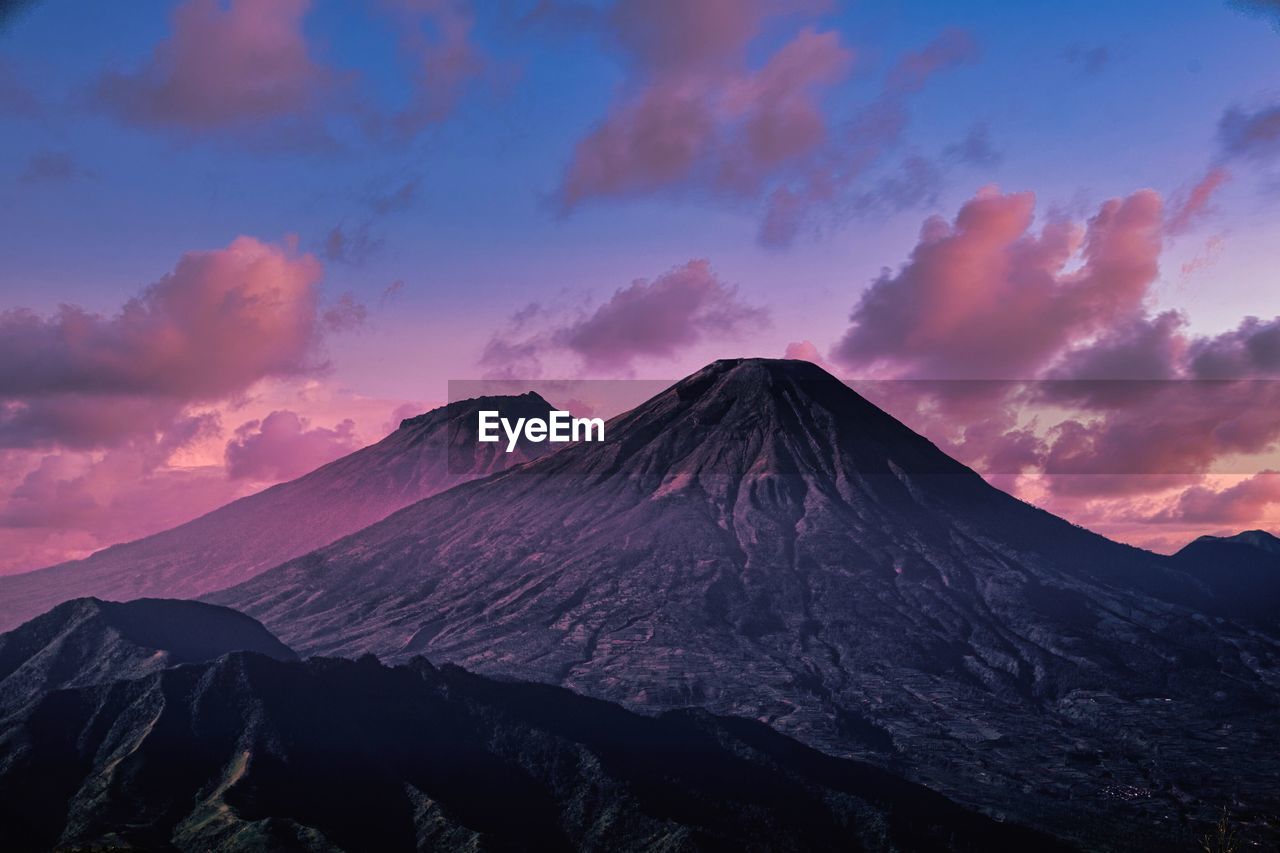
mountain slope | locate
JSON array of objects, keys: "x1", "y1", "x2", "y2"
[
  {"x1": 1172, "y1": 529, "x2": 1280, "y2": 625},
  {"x1": 0, "y1": 597, "x2": 295, "y2": 720},
  {"x1": 0, "y1": 650, "x2": 1064, "y2": 853},
  {"x1": 0, "y1": 393, "x2": 556, "y2": 631},
  {"x1": 212, "y1": 358, "x2": 1280, "y2": 848}
]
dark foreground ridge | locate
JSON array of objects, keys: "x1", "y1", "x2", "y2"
[
  {"x1": 0, "y1": 597, "x2": 296, "y2": 721},
  {"x1": 1173, "y1": 530, "x2": 1280, "y2": 627},
  {"x1": 0, "y1": 393, "x2": 557, "y2": 632},
  {"x1": 209, "y1": 358, "x2": 1280, "y2": 849},
  {"x1": 0, "y1": 644, "x2": 1065, "y2": 852}
]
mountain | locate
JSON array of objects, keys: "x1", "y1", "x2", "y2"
[
  {"x1": 211, "y1": 358, "x2": 1280, "y2": 849},
  {"x1": 0, "y1": 393, "x2": 556, "y2": 632},
  {"x1": 0, "y1": 648, "x2": 1064, "y2": 852},
  {"x1": 1172, "y1": 529, "x2": 1280, "y2": 625},
  {"x1": 0, "y1": 597, "x2": 295, "y2": 720}
]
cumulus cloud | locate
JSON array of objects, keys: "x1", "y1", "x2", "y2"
[
  {"x1": 0, "y1": 417, "x2": 247, "y2": 574},
  {"x1": 1153, "y1": 472, "x2": 1280, "y2": 525},
  {"x1": 832, "y1": 188, "x2": 1162, "y2": 379},
  {"x1": 225, "y1": 410, "x2": 360, "y2": 481},
  {"x1": 0, "y1": 236, "x2": 329, "y2": 449},
  {"x1": 822, "y1": 186, "x2": 1280, "y2": 543},
  {"x1": 1188, "y1": 315, "x2": 1280, "y2": 378},
  {"x1": 782, "y1": 340, "x2": 837, "y2": 374},
  {"x1": 480, "y1": 259, "x2": 767, "y2": 376}
]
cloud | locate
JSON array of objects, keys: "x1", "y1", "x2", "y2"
[
  {"x1": 320, "y1": 175, "x2": 423, "y2": 265},
  {"x1": 561, "y1": 260, "x2": 767, "y2": 370},
  {"x1": 552, "y1": 3, "x2": 975, "y2": 246},
  {"x1": 480, "y1": 259, "x2": 768, "y2": 375},
  {"x1": 1152, "y1": 472, "x2": 1280, "y2": 525},
  {"x1": 558, "y1": 18, "x2": 854, "y2": 206},
  {"x1": 1231, "y1": 0, "x2": 1280, "y2": 30},
  {"x1": 369, "y1": 176, "x2": 423, "y2": 216},
  {"x1": 0, "y1": 236, "x2": 329, "y2": 449},
  {"x1": 756, "y1": 29, "x2": 979, "y2": 247},
  {"x1": 1219, "y1": 102, "x2": 1280, "y2": 162},
  {"x1": 0, "y1": 59, "x2": 42, "y2": 118},
  {"x1": 820, "y1": 186, "x2": 1280, "y2": 539},
  {"x1": 92, "y1": 0, "x2": 486, "y2": 146},
  {"x1": 322, "y1": 293, "x2": 369, "y2": 332},
  {"x1": 95, "y1": 0, "x2": 337, "y2": 140},
  {"x1": 18, "y1": 150, "x2": 91, "y2": 185},
  {"x1": 832, "y1": 187, "x2": 1162, "y2": 379},
  {"x1": 0, "y1": 417, "x2": 247, "y2": 574},
  {"x1": 374, "y1": 0, "x2": 490, "y2": 139},
  {"x1": 322, "y1": 223, "x2": 383, "y2": 265},
  {"x1": 1187, "y1": 315, "x2": 1280, "y2": 378},
  {"x1": 1064, "y1": 44, "x2": 1110, "y2": 75},
  {"x1": 1165, "y1": 167, "x2": 1230, "y2": 235},
  {"x1": 225, "y1": 410, "x2": 360, "y2": 480},
  {"x1": 943, "y1": 123, "x2": 1001, "y2": 168},
  {"x1": 783, "y1": 340, "x2": 837, "y2": 374}
]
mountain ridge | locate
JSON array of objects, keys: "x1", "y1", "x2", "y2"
[
  {"x1": 0, "y1": 596, "x2": 295, "y2": 721},
  {"x1": 208, "y1": 358, "x2": 1280, "y2": 848},
  {"x1": 0, "y1": 393, "x2": 557, "y2": 632}
]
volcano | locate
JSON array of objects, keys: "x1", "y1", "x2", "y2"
[
  {"x1": 0, "y1": 394, "x2": 556, "y2": 632},
  {"x1": 207, "y1": 356, "x2": 1280, "y2": 845},
  {"x1": 210, "y1": 359, "x2": 1280, "y2": 848}
]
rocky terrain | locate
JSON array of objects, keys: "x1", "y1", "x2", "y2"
[
  {"x1": 0, "y1": 597, "x2": 295, "y2": 722},
  {"x1": 208, "y1": 359, "x2": 1280, "y2": 850},
  {"x1": 0, "y1": 394, "x2": 555, "y2": 632},
  {"x1": 0, "y1": 603, "x2": 1061, "y2": 853}
]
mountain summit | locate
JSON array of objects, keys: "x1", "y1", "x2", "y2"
[
  {"x1": 0, "y1": 393, "x2": 556, "y2": 632},
  {"x1": 212, "y1": 358, "x2": 1280, "y2": 847}
]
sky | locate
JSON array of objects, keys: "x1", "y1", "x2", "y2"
[{"x1": 1, "y1": 0, "x2": 1278, "y2": 571}]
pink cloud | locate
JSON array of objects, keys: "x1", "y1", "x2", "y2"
[
  {"x1": 0, "y1": 422, "x2": 248, "y2": 575},
  {"x1": 782, "y1": 340, "x2": 837, "y2": 374},
  {"x1": 93, "y1": 0, "x2": 486, "y2": 144},
  {"x1": 832, "y1": 188, "x2": 1162, "y2": 379},
  {"x1": 559, "y1": 16, "x2": 853, "y2": 207},
  {"x1": 482, "y1": 260, "x2": 767, "y2": 376},
  {"x1": 554, "y1": 1, "x2": 980, "y2": 246},
  {"x1": 1165, "y1": 167, "x2": 1230, "y2": 235},
  {"x1": 561, "y1": 260, "x2": 768, "y2": 370},
  {"x1": 95, "y1": 0, "x2": 335, "y2": 134},
  {"x1": 819, "y1": 186, "x2": 1280, "y2": 538},
  {"x1": 225, "y1": 410, "x2": 360, "y2": 481},
  {"x1": 0, "y1": 236, "x2": 329, "y2": 449},
  {"x1": 1152, "y1": 472, "x2": 1280, "y2": 525}
]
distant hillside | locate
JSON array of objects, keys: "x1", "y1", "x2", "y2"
[{"x1": 0, "y1": 393, "x2": 556, "y2": 631}]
